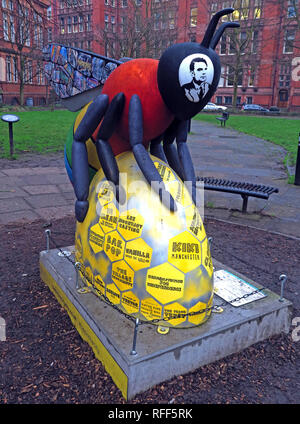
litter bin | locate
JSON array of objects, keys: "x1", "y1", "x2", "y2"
[{"x1": 26, "y1": 97, "x2": 33, "y2": 107}]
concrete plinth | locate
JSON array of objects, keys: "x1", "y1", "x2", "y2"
[{"x1": 40, "y1": 246, "x2": 292, "y2": 400}]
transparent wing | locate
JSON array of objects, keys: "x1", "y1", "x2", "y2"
[{"x1": 43, "y1": 43, "x2": 124, "y2": 111}]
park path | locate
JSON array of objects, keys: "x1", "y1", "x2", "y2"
[{"x1": 1, "y1": 120, "x2": 300, "y2": 238}]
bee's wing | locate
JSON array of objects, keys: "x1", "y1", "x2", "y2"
[{"x1": 43, "y1": 44, "x2": 127, "y2": 111}]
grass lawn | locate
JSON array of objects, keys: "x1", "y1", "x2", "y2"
[
  {"x1": 0, "y1": 109, "x2": 76, "y2": 158},
  {"x1": 194, "y1": 113, "x2": 300, "y2": 166}
]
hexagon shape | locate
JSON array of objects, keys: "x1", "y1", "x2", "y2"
[
  {"x1": 112, "y1": 260, "x2": 134, "y2": 291},
  {"x1": 94, "y1": 274, "x2": 105, "y2": 296},
  {"x1": 117, "y1": 209, "x2": 144, "y2": 240},
  {"x1": 99, "y1": 202, "x2": 119, "y2": 233},
  {"x1": 165, "y1": 180, "x2": 192, "y2": 208},
  {"x1": 154, "y1": 161, "x2": 176, "y2": 183},
  {"x1": 124, "y1": 238, "x2": 152, "y2": 271},
  {"x1": 89, "y1": 223, "x2": 105, "y2": 254},
  {"x1": 185, "y1": 205, "x2": 205, "y2": 241},
  {"x1": 145, "y1": 263, "x2": 184, "y2": 304},
  {"x1": 104, "y1": 231, "x2": 125, "y2": 262},
  {"x1": 106, "y1": 283, "x2": 121, "y2": 305},
  {"x1": 140, "y1": 297, "x2": 162, "y2": 321},
  {"x1": 97, "y1": 180, "x2": 115, "y2": 206},
  {"x1": 188, "y1": 301, "x2": 208, "y2": 325},
  {"x1": 168, "y1": 231, "x2": 201, "y2": 273},
  {"x1": 121, "y1": 291, "x2": 139, "y2": 315},
  {"x1": 202, "y1": 237, "x2": 213, "y2": 278},
  {"x1": 164, "y1": 302, "x2": 187, "y2": 326}
]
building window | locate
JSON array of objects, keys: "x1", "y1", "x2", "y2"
[
  {"x1": 279, "y1": 63, "x2": 291, "y2": 87},
  {"x1": 79, "y1": 15, "x2": 83, "y2": 32},
  {"x1": 240, "y1": 31, "x2": 247, "y2": 53},
  {"x1": 224, "y1": 96, "x2": 232, "y2": 105},
  {"x1": 284, "y1": 29, "x2": 295, "y2": 53},
  {"x1": 246, "y1": 96, "x2": 252, "y2": 104},
  {"x1": 248, "y1": 65, "x2": 255, "y2": 86},
  {"x1": 210, "y1": 2, "x2": 218, "y2": 18},
  {"x1": 60, "y1": 17, "x2": 65, "y2": 34},
  {"x1": 279, "y1": 90, "x2": 288, "y2": 101},
  {"x1": 6, "y1": 56, "x2": 12, "y2": 82},
  {"x1": 220, "y1": 35, "x2": 226, "y2": 54},
  {"x1": 48, "y1": 27, "x2": 52, "y2": 42},
  {"x1": 121, "y1": 16, "x2": 127, "y2": 33},
  {"x1": 229, "y1": 35, "x2": 236, "y2": 54},
  {"x1": 190, "y1": 8, "x2": 197, "y2": 27},
  {"x1": 67, "y1": 16, "x2": 72, "y2": 33},
  {"x1": 104, "y1": 14, "x2": 109, "y2": 31},
  {"x1": 219, "y1": 66, "x2": 225, "y2": 86},
  {"x1": 254, "y1": 0, "x2": 262, "y2": 19},
  {"x1": 3, "y1": 13, "x2": 9, "y2": 41},
  {"x1": 9, "y1": 15, "x2": 15, "y2": 42},
  {"x1": 287, "y1": 0, "x2": 298, "y2": 18},
  {"x1": 25, "y1": 60, "x2": 33, "y2": 84},
  {"x1": 121, "y1": 0, "x2": 128, "y2": 6},
  {"x1": 216, "y1": 96, "x2": 222, "y2": 104},
  {"x1": 222, "y1": 1, "x2": 231, "y2": 21},
  {"x1": 236, "y1": 96, "x2": 241, "y2": 105},
  {"x1": 73, "y1": 16, "x2": 78, "y2": 33},
  {"x1": 169, "y1": 10, "x2": 175, "y2": 29},
  {"x1": 86, "y1": 15, "x2": 91, "y2": 31},
  {"x1": 111, "y1": 15, "x2": 116, "y2": 32}
]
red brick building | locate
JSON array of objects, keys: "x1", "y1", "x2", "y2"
[
  {"x1": 8, "y1": 0, "x2": 299, "y2": 110},
  {"x1": 0, "y1": 0, "x2": 51, "y2": 106}
]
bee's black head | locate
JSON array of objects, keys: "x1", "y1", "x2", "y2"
[{"x1": 157, "y1": 8, "x2": 239, "y2": 121}]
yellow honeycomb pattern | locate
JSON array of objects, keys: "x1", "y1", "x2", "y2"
[
  {"x1": 168, "y1": 231, "x2": 202, "y2": 273},
  {"x1": 76, "y1": 151, "x2": 214, "y2": 328},
  {"x1": 164, "y1": 302, "x2": 187, "y2": 326},
  {"x1": 118, "y1": 209, "x2": 144, "y2": 240},
  {"x1": 89, "y1": 223, "x2": 105, "y2": 254},
  {"x1": 145, "y1": 263, "x2": 185, "y2": 304},
  {"x1": 99, "y1": 202, "x2": 119, "y2": 233},
  {"x1": 112, "y1": 260, "x2": 134, "y2": 291}
]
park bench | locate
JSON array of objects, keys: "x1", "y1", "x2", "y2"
[
  {"x1": 216, "y1": 112, "x2": 229, "y2": 127},
  {"x1": 196, "y1": 176, "x2": 279, "y2": 213}
]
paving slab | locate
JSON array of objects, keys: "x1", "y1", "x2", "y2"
[
  {"x1": 22, "y1": 185, "x2": 60, "y2": 195},
  {"x1": 35, "y1": 205, "x2": 74, "y2": 220},
  {"x1": 25, "y1": 193, "x2": 70, "y2": 209},
  {"x1": 40, "y1": 246, "x2": 292, "y2": 400}
]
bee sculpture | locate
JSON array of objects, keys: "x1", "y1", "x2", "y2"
[{"x1": 44, "y1": 9, "x2": 239, "y2": 328}]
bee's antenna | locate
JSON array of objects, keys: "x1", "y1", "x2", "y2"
[
  {"x1": 201, "y1": 8, "x2": 235, "y2": 48},
  {"x1": 210, "y1": 22, "x2": 240, "y2": 50}
]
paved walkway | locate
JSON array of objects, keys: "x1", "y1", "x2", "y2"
[{"x1": 1, "y1": 120, "x2": 300, "y2": 238}]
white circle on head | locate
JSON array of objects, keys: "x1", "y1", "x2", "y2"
[{"x1": 178, "y1": 53, "x2": 214, "y2": 103}]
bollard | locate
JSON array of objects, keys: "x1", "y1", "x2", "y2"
[
  {"x1": 130, "y1": 318, "x2": 139, "y2": 356},
  {"x1": 279, "y1": 274, "x2": 287, "y2": 302},
  {"x1": 1, "y1": 114, "x2": 20, "y2": 157},
  {"x1": 45, "y1": 229, "x2": 51, "y2": 252},
  {"x1": 295, "y1": 133, "x2": 300, "y2": 186}
]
